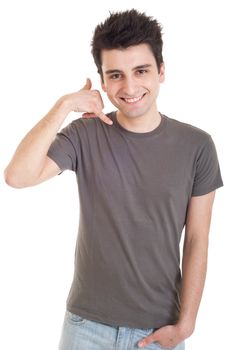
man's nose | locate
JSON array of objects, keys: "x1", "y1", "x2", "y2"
[{"x1": 122, "y1": 77, "x2": 139, "y2": 97}]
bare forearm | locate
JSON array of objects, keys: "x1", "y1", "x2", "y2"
[
  {"x1": 4, "y1": 79, "x2": 112, "y2": 188},
  {"x1": 177, "y1": 236, "x2": 209, "y2": 336},
  {"x1": 4, "y1": 97, "x2": 69, "y2": 187}
]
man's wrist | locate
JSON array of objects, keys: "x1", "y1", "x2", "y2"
[
  {"x1": 55, "y1": 95, "x2": 73, "y2": 115},
  {"x1": 175, "y1": 319, "x2": 195, "y2": 339}
]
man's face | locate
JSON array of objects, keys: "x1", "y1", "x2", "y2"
[{"x1": 101, "y1": 43, "x2": 165, "y2": 120}]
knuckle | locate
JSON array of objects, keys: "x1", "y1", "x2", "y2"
[{"x1": 92, "y1": 89, "x2": 100, "y2": 96}]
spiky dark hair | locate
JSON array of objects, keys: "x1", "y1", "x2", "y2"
[{"x1": 91, "y1": 9, "x2": 164, "y2": 79}]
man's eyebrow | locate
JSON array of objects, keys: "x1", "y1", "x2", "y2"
[
  {"x1": 105, "y1": 64, "x2": 152, "y2": 75},
  {"x1": 105, "y1": 69, "x2": 122, "y2": 75},
  {"x1": 134, "y1": 64, "x2": 152, "y2": 70}
]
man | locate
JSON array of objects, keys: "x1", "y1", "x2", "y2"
[{"x1": 4, "y1": 9, "x2": 223, "y2": 350}]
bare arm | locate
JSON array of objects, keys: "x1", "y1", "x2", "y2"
[
  {"x1": 4, "y1": 79, "x2": 112, "y2": 188},
  {"x1": 4, "y1": 99, "x2": 69, "y2": 188},
  {"x1": 138, "y1": 190, "x2": 216, "y2": 349},
  {"x1": 177, "y1": 190, "x2": 216, "y2": 333}
]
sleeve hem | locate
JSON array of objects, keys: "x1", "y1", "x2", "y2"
[
  {"x1": 47, "y1": 151, "x2": 65, "y2": 174},
  {"x1": 191, "y1": 181, "x2": 224, "y2": 197}
]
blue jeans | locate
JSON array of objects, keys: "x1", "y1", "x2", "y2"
[{"x1": 59, "y1": 310, "x2": 185, "y2": 350}]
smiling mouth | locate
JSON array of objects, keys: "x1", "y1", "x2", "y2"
[{"x1": 120, "y1": 93, "x2": 146, "y2": 104}]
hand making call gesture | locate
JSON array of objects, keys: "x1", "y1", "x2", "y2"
[{"x1": 64, "y1": 78, "x2": 113, "y2": 125}]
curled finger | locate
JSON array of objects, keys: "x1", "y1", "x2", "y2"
[{"x1": 82, "y1": 112, "x2": 97, "y2": 118}]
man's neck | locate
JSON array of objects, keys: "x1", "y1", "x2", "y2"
[{"x1": 116, "y1": 110, "x2": 161, "y2": 133}]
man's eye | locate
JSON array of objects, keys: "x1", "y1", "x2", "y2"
[
  {"x1": 110, "y1": 74, "x2": 121, "y2": 80},
  {"x1": 137, "y1": 69, "x2": 147, "y2": 75}
]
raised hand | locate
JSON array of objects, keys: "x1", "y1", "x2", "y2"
[{"x1": 64, "y1": 78, "x2": 113, "y2": 125}]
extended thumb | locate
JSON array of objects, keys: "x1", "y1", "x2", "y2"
[{"x1": 81, "y1": 78, "x2": 92, "y2": 90}]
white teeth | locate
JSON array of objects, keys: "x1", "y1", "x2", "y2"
[{"x1": 123, "y1": 95, "x2": 144, "y2": 103}]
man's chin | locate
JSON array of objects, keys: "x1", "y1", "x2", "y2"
[{"x1": 118, "y1": 107, "x2": 148, "y2": 119}]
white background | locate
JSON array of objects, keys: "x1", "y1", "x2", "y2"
[{"x1": 0, "y1": 0, "x2": 231, "y2": 349}]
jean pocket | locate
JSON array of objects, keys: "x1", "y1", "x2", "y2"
[
  {"x1": 135, "y1": 327, "x2": 158, "y2": 337},
  {"x1": 156, "y1": 341, "x2": 185, "y2": 350},
  {"x1": 66, "y1": 311, "x2": 88, "y2": 326},
  {"x1": 155, "y1": 345, "x2": 170, "y2": 350}
]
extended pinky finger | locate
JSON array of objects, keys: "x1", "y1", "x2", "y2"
[{"x1": 98, "y1": 111, "x2": 113, "y2": 125}]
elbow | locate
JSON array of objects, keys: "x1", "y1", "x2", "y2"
[{"x1": 4, "y1": 167, "x2": 25, "y2": 189}]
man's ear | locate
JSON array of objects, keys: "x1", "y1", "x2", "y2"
[
  {"x1": 159, "y1": 62, "x2": 165, "y2": 83},
  {"x1": 101, "y1": 79, "x2": 107, "y2": 92}
]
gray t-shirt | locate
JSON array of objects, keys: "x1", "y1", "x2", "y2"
[{"x1": 47, "y1": 111, "x2": 223, "y2": 329}]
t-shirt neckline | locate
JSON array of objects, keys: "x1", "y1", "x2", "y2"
[{"x1": 111, "y1": 111, "x2": 167, "y2": 138}]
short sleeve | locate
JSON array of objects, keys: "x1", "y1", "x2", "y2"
[
  {"x1": 191, "y1": 136, "x2": 223, "y2": 196},
  {"x1": 47, "y1": 121, "x2": 79, "y2": 173}
]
